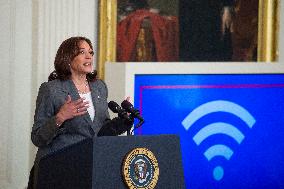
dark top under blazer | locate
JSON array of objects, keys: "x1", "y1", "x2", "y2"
[{"x1": 31, "y1": 79, "x2": 110, "y2": 164}]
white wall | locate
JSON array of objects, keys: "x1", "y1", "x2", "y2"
[
  {"x1": 34, "y1": 0, "x2": 98, "y2": 87},
  {"x1": 0, "y1": 1, "x2": 32, "y2": 188},
  {"x1": 0, "y1": 0, "x2": 98, "y2": 188},
  {"x1": 0, "y1": 0, "x2": 283, "y2": 188}
]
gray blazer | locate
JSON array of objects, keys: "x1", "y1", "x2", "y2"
[{"x1": 32, "y1": 79, "x2": 110, "y2": 163}]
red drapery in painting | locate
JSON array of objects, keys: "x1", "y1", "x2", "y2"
[{"x1": 117, "y1": 9, "x2": 179, "y2": 62}]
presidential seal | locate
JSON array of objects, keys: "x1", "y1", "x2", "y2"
[{"x1": 122, "y1": 148, "x2": 159, "y2": 189}]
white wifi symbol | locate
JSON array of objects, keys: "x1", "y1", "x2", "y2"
[{"x1": 182, "y1": 100, "x2": 256, "y2": 181}]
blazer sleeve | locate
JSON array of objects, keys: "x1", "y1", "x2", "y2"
[
  {"x1": 100, "y1": 79, "x2": 110, "y2": 121},
  {"x1": 31, "y1": 82, "x2": 61, "y2": 147}
]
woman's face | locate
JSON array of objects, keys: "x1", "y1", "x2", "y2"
[{"x1": 70, "y1": 40, "x2": 94, "y2": 76}]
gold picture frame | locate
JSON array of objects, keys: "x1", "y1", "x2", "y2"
[{"x1": 98, "y1": 0, "x2": 279, "y2": 79}]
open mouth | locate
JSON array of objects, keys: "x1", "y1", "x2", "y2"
[{"x1": 83, "y1": 62, "x2": 92, "y2": 66}]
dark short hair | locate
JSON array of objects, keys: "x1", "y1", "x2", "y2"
[{"x1": 48, "y1": 36, "x2": 97, "y2": 81}]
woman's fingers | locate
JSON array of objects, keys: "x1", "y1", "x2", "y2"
[
  {"x1": 126, "y1": 96, "x2": 131, "y2": 102},
  {"x1": 72, "y1": 98, "x2": 89, "y2": 116},
  {"x1": 65, "y1": 95, "x2": 72, "y2": 103},
  {"x1": 73, "y1": 97, "x2": 86, "y2": 106},
  {"x1": 60, "y1": 96, "x2": 90, "y2": 120},
  {"x1": 75, "y1": 106, "x2": 89, "y2": 114},
  {"x1": 77, "y1": 101, "x2": 89, "y2": 108},
  {"x1": 74, "y1": 101, "x2": 89, "y2": 114}
]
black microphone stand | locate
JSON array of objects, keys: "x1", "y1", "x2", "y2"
[{"x1": 129, "y1": 118, "x2": 145, "y2": 135}]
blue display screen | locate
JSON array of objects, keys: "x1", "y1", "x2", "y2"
[{"x1": 134, "y1": 74, "x2": 284, "y2": 189}]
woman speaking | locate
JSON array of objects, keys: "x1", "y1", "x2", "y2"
[{"x1": 29, "y1": 36, "x2": 111, "y2": 188}]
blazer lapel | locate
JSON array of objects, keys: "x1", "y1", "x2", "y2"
[
  {"x1": 61, "y1": 79, "x2": 80, "y2": 101},
  {"x1": 90, "y1": 81, "x2": 100, "y2": 123},
  {"x1": 61, "y1": 79, "x2": 94, "y2": 127}
]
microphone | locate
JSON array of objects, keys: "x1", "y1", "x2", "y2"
[
  {"x1": 108, "y1": 101, "x2": 130, "y2": 121},
  {"x1": 108, "y1": 101, "x2": 134, "y2": 132},
  {"x1": 121, "y1": 100, "x2": 144, "y2": 122}
]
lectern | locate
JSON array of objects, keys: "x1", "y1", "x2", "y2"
[{"x1": 36, "y1": 135, "x2": 185, "y2": 189}]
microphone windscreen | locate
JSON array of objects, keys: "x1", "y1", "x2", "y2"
[
  {"x1": 108, "y1": 101, "x2": 120, "y2": 113},
  {"x1": 121, "y1": 100, "x2": 133, "y2": 111}
]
